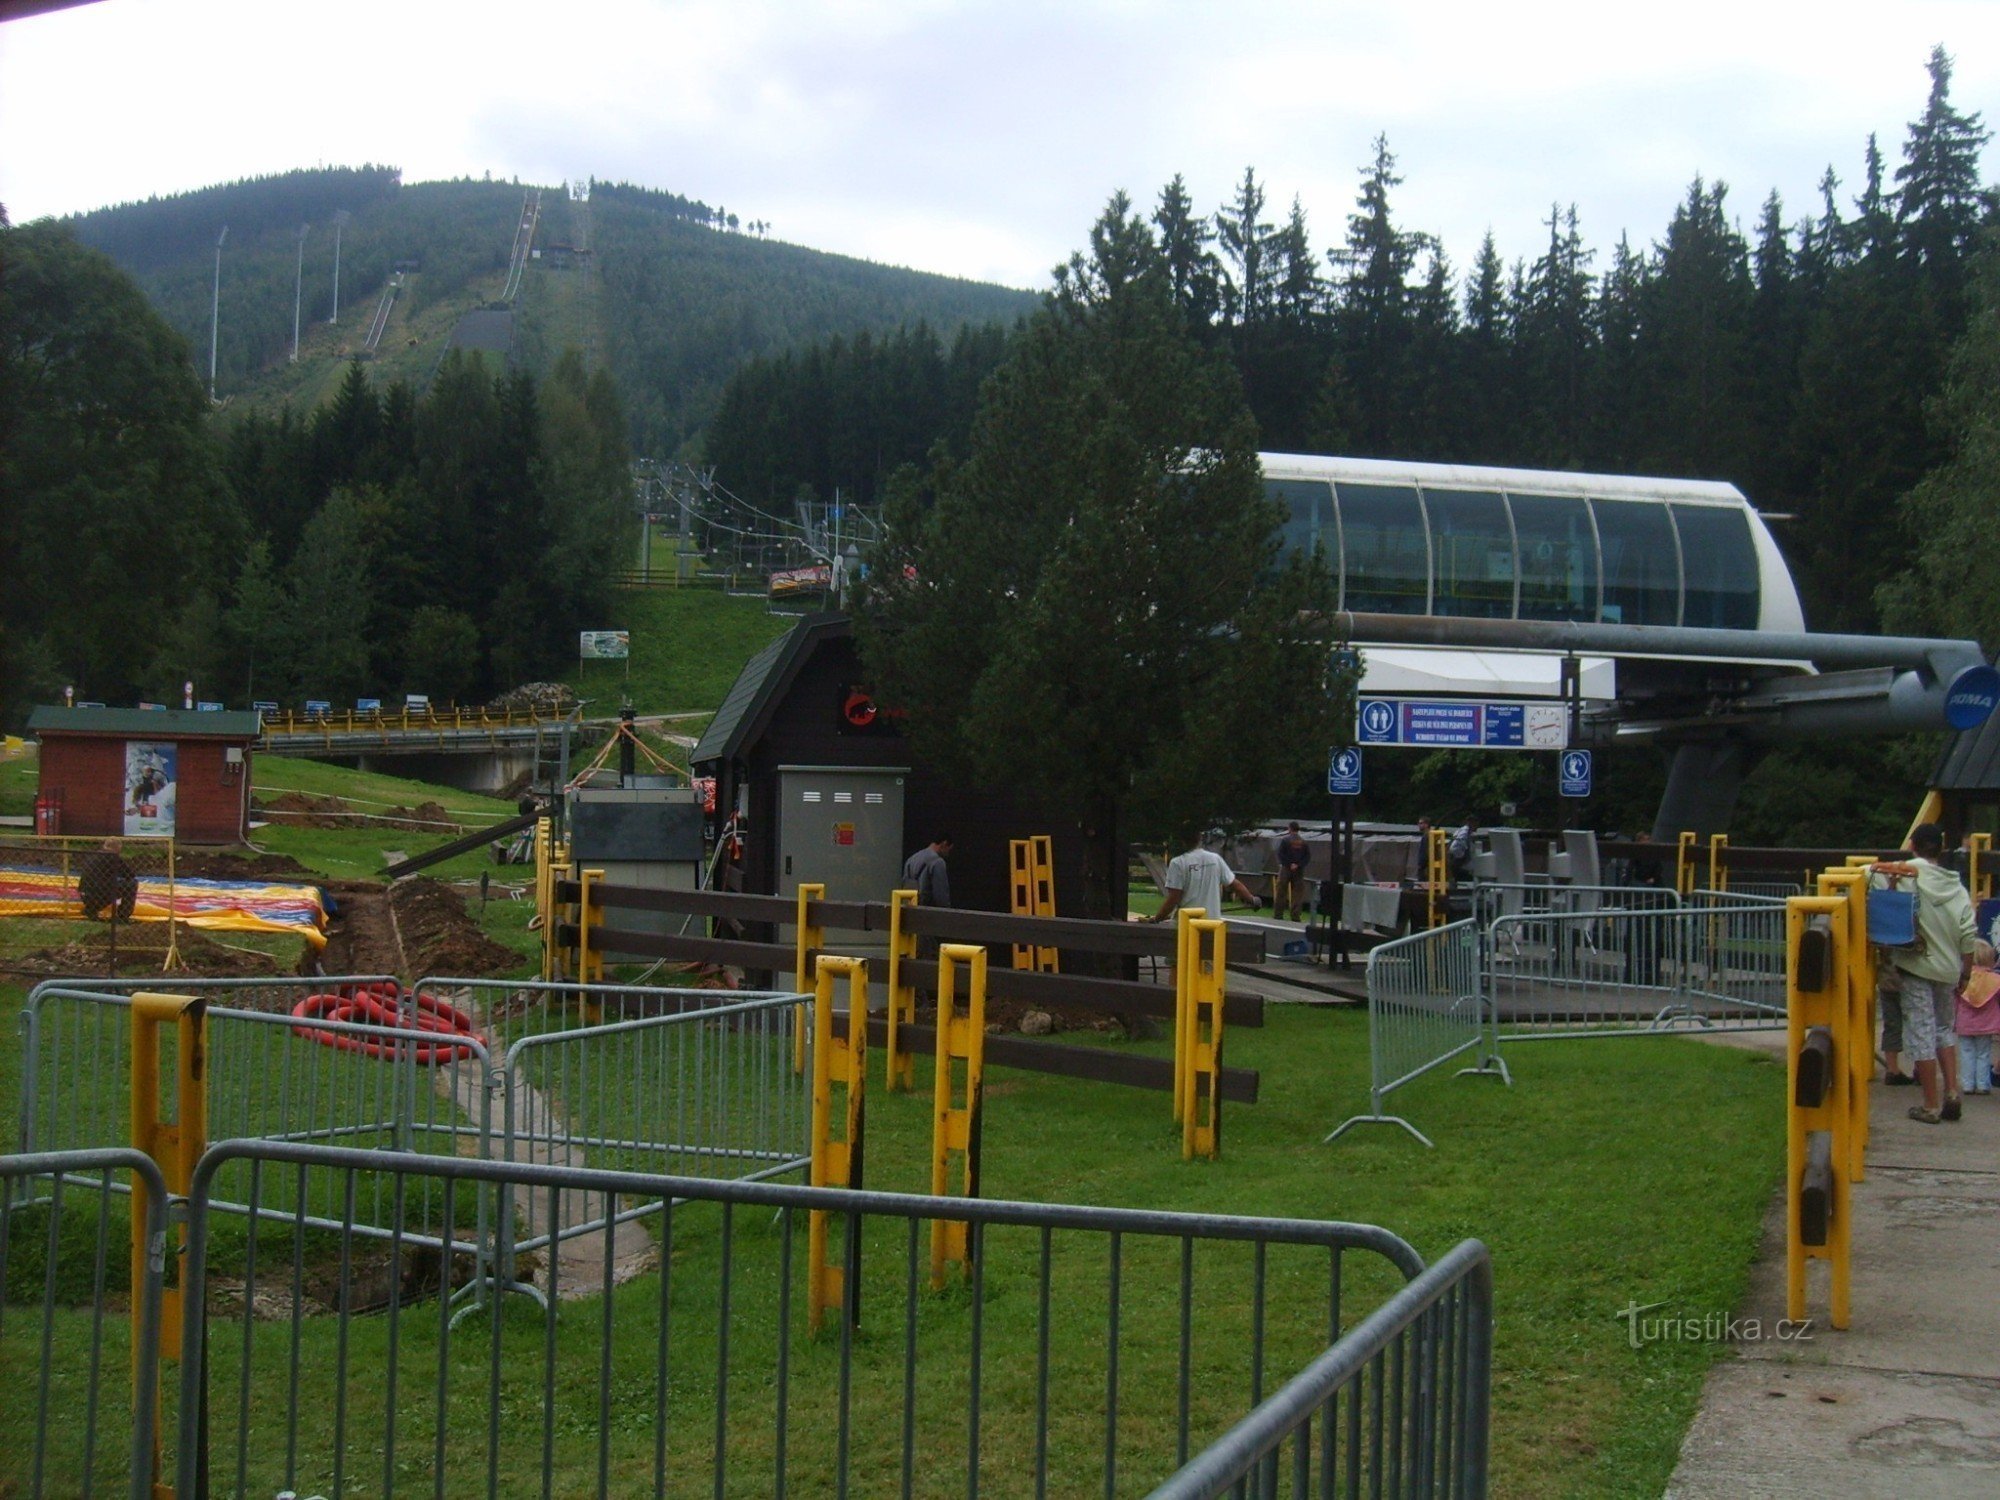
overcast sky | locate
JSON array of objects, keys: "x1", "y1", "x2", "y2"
[{"x1": 2, "y1": 0, "x2": 1994, "y2": 291}]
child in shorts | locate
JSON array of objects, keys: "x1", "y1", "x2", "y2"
[{"x1": 1955, "y1": 942, "x2": 2000, "y2": 1095}]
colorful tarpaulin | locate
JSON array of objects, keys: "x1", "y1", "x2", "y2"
[{"x1": 0, "y1": 864, "x2": 329, "y2": 949}]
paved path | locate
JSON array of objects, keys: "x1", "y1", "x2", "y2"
[
  {"x1": 433, "y1": 996, "x2": 656, "y2": 1301},
  {"x1": 1669, "y1": 1036, "x2": 2000, "y2": 1497}
]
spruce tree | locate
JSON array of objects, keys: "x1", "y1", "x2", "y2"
[
  {"x1": 1894, "y1": 46, "x2": 1992, "y2": 302},
  {"x1": 856, "y1": 196, "x2": 1348, "y2": 918},
  {"x1": 1152, "y1": 174, "x2": 1222, "y2": 331}
]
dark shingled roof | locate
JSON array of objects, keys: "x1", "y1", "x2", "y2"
[
  {"x1": 692, "y1": 615, "x2": 849, "y2": 768},
  {"x1": 28, "y1": 705, "x2": 263, "y2": 738},
  {"x1": 1933, "y1": 695, "x2": 2000, "y2": 792}
]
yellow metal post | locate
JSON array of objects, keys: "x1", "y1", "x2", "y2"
[
  {"x1": 1676, "y1": 832, "x2": 1697, "y2": 898},
  {"x1": 1903, "y1": 790, "x2": 1945, "y2": 851},
  {"x1": 808, "y1": 955, "x2": 868, "y2": 1336},
  {"x1": 1008, "y1": 839, "x2": 1034, "y2": 969},
  {"x1": 1970, "y1": 832, "x2": 1993, "y2": 902},
  {"x1": 1707, "y1": 833, "x2": 1729, "y2": 893},
  {"x1": 534, "y1": 818, "x2": 555, "y2": 982},
  {"x1": 1182, "y1": 918, "x2": 1226, "y2": 1160},
  {"x1": 1426, "y1": 827, "x2": 1448, "y2": 929},
  {"x1": 930, "y1": 942, "x2": 987, "y2": 1289},
  {"x1": 1030, "y1": 835, "x2": 1059, "y2": 971},
  {"x1": 577, "y1": 868, "x2": 605, "y2": 1011},
  {"x1": 1172, "y1": 907, "x2": 1206, "y2": 1124},
  {"x1": 161, "y1": 839, "x2": 182, "y2": 973},
  {"x1": 1786, "y1": 895, "x2": 1851, "y2": 1331},
  {"x1": 885, "y1": 889, "x2": 918, "y2": 1091},
  {"x1": 1818, "y1": 866, "x2": 1875, "y2": 1181},
  {"x1": 793, "y1": 883, "x2": 826, "y2": 1075},
  {"x1": 131, "y1": 990, "x2": 207, "y2": 1500}
]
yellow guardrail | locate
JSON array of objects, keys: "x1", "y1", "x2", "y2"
[{"x1": 258, "y1": 705, "x2": 576, "y2": 740}]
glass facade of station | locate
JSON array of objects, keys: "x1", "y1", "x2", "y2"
[{"x1": 1269, "y1": 478, "x2": 1761, "y2": 629}]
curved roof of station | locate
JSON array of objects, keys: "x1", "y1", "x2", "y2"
[{"x1": 1259, "y1": 451, "x2": 1805, "y2": 635}]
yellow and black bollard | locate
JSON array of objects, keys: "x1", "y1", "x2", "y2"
[
  {"x1": 807, "y1": 954, "x2": 867, "y2": 1335},
  {"x1": 1786, "y1": 895, "x2": 1851, "y2": 1330},
  {"x1": 131, "y1": 990, "x2": 208, "y2": 1499},
  {"x1": 930, "y1": 942, "x2": 987, "y2": 1289}
]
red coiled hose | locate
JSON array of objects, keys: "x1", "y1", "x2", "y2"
[{"x1": 291, "y1": 982, "x2": 485, "y2": 1064}]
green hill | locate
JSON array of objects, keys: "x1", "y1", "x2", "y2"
[{"x1": 60, "y1": 167, "x2": 1037, "y2": 453}]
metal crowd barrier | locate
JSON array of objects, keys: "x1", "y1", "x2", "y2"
[
  {"x1": 20, "y1": 977, "x2": 811, "y2": 1289},
  {"x1": 1472, "y1": 881, "x2": 1681, "y2": 925},
  {"x1": 416, "y1": 977, "x2": 812, "y2": 1304},
  {"x1": 22, "y1": 982, "x2": 495, "y2": 1260},
  {"x1": 1488, "y1": 895, "x2": 1788, "y2": 1040},
  {"x1": 1326, "y1": 921, "x2": 1509, "y2": 1147},
  {"x1": 22, "y1": 975, "x2": 395, "y2": 1156},
  {"x1": 143, "y1": 1138, "x2": 1486, "y2": 1500},
  {"x1": 1147, "y1": 1238, "x2": 1494, "y2": 1498},
  {"x1": 0, "y1": 1148, "x2": 167, "y2": 1500}
]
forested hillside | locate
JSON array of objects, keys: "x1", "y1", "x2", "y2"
[
  {"x1": 54, "y1": 168, "x2": 1036, "y2": 453},
  {"x1": 588, "y1": 181, "x2": 1033, "y2": 453},
  {"x1": 0, "y1": 214, "x2": 632, "y2": 727},
  {"x1": 67, "y1": 169, "x2": 530, "y2": 392}
]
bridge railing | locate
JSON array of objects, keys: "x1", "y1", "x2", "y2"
[{"x1": 258, "y1": 703, "x2": 577, "y2": 742}]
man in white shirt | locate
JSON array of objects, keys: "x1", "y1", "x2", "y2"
[{"x1": 1147, "y1": 833, "x2": 1260, "y2": 924}]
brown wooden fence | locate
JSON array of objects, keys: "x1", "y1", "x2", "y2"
[{"x1": 550, "y1": 879, "x2": 1264, "y2": 1100}]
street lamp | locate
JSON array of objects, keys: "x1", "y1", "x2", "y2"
[
  {"x1": 208, "y1": 225, "x2": 228, "y2": 400},
  {"x1": 329, "y1": 209, "x2": 350, "y2": 323},
  {"x1": 291, "y1": 223, "x2": 311, "y2": 362}
]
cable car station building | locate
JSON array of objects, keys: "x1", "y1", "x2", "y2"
[{"x1": 1260, "y1": 453, "x2": 1994, "y2": 834}]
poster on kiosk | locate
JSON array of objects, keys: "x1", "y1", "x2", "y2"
[{"x1": 124, "y1": 741, "x2": 177, "y2": 837}]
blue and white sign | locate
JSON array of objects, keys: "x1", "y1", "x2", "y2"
[
  {"x1": 195, "y1": 700, "x2": 224, "y2": 712},
  {"x1": 1328, "y1": 747, "x2": 1363, "y2": 796},
  {"x1": 304, "y1": 700, "x2": 331, "y2": 717},
  {"x1": 1356, "y1": 698, "x2": 1568, "y2": 751},
  {"x1": 1559, "y1": 750, "x2": 1593, "y2": 799},
  {"x1": 1945, "y1": 664, "x2": 2000, "y2": 732},
  {"x1": 356, "y1": 698, "x2": 383, "y2": 713},
  {"x1": 252, "y1": 701, "x2": 280, "y2": 714}
]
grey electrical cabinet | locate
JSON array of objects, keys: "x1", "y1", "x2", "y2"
[
  {"x1": 774, "y1": 766, "x2": 907, "y2": 903},
  {"x1": 565, "y1": 781, "x2": 704, "y2": 939}
]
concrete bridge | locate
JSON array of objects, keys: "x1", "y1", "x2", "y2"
[{"x1": 257, "y1": 705, "x2": 577, "y2": 794}]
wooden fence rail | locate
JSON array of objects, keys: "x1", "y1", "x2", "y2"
[{"x1": 549, "y1": 877, "x2": 1267, "y2": 1098}]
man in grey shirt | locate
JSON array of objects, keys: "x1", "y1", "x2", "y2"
[
  {"x1": 903, "y1": 835, "x2": 953, "y2": 906},
  {"x1": 1147, "y1": 833, "x2": 1260, "y2": 924}
]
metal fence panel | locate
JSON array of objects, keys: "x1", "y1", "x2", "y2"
[
  {"x1": 1488, "y1": 897, "x2": 1788, "y2": 1040},
  {"x1": 0, "y1": 1148, "x2": 167, "y2": 1500},
  {"x1": 1145, "y1": 1237, "x2": 1494, "y2": 1499},
  {"x1": 20, "y1": 984, "x2": 493, "y2": 1257},
  {"x1": 1326, "y1": 922, "x2": 1508, "y2": 1147},
  {"x1": 168, "y1": 1139, "x2": 1485, "y2": 1500},
  {"x1": 21, "y1": 975, "x2": 398, "y2": 1156}
]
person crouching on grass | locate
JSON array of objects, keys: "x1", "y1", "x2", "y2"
[{"x1": 1956, "y1": 942, "x2": 2000, "y2": 1096}]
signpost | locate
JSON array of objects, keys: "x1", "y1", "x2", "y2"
[
  {"x1": 1356, "y1": 697, "x2": 1568, "y2": 750},
  {"x1": 1327, "y1": 747, "x2": 1363, "y2": 796},
  {"x1": 1559, "y1": 750, "x2": 1593, "y2": 799},
  {"x1": 580, "y1": 629, "x2": 632, "y2": 691}
]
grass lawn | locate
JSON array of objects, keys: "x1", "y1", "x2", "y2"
[
  {"x1": 572, "y1": 586, "x2": 791, "y2": 717},
  {"x1": 0, "y1": 967, "x2": 1783, "y2": 1497},
  {"x1": 248, "y1": 756, "x2": 527, "y2": 882},
  {"x1": 0, "y1": 748, "x2": 36, "y2": 818}
]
